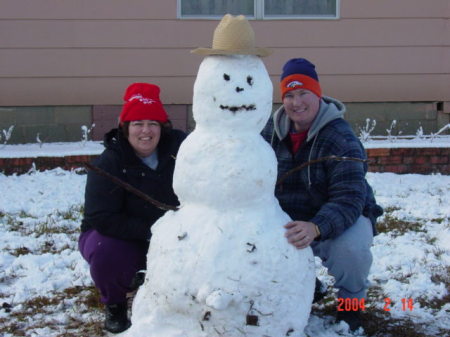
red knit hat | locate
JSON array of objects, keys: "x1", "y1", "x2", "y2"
[{"x1": 119, "y1": 83, "x2": 169, "y2": 123}]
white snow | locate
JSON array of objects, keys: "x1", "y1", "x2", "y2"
[
  {"x1": 0, "y1": 138, "x2": 449, "y2": 337},
  {"x1": 363, "y1": 136, "x2": 450, "y2": 149},
  {"x1": 0, "y1": 141, "x2": 104, "y2": 158},
  {"x1": 0, "y1": 167, "x2": 448, "y2": 336},
  {"x1": 0, "y1": 108, "x2": 448, "y2": 336}
]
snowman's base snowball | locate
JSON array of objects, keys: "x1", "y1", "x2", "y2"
[{"x1": 125, "y1": 204, "x2": 315, "y2": 337}]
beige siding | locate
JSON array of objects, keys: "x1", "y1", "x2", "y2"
[
  {"x1": 0, "y1": 0, "x2": 447, "y2": 20},
  {"x1": 1, "y1": 19, "x2": 447, "y2": 48},
  {"x1": 0, "y1": 0, "x2": 177, "y2": 19},
  {"x1": 0, "y1": 0, "x2": 449, "y2": 105}
]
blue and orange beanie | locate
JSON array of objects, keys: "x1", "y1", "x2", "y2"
[{"x1": 280, "y1": 58, "x2": 322, "y2": 99}]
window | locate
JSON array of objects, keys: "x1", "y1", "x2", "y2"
[
  {"x1": 178, "y1": 0, "x2": 339, "y2": 20},
  {"x1": 180, "y1": 0, "x2": 255, "y2": 18},
  {"x1": 264, "y1": 0, "x2": 338, "y2": 19}
]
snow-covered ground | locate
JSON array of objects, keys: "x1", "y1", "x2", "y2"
[
  {"x1": 0, "y1": 141, "x2": 105, "y2": 158},
  {"x1": 0, "y1": 142, "x2": 449, "y2": 337}
]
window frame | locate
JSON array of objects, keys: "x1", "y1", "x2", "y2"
[{"x1": 177, "y1": 0, "x2": 340, "y2": 20}]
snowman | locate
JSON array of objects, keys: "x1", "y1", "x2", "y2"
[{"x1": 125, "y1": 14, "x2": 315, "y2": 337}]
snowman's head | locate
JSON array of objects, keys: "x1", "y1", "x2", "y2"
[{"x1": 192, "y1": 55, "x2": 273, "y2": 133}]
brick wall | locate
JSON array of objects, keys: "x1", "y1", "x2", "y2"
[
  {"x1": 0, "y1": 155, "x2": 96, "y2": 175},
  {"x1": 1, "y1": 148, "x2": 449, "y2": 176},
  {"x1": 366, "y1": 148, "x2": 450, "y2": 174}
]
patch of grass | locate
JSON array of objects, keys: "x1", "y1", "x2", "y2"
[
  {"x1": 63, "y1": 285, "x2": 103, "y2": 310},
  {"x1": 416, "y1": 266, "x2": 450, "y2": 310},
  {"x1": 9, "y1": 246, "x2": 31, "y2": 257},
  {"x1": 5, "y1": 241, "x2": 74, "y2": 256},
  {"x1": 362, "y1": 313, "x2": 434, "y2": 337},
  {"x1": 430, "y1": 217, "x2": 446, "y2": 224},
  {"x1": 40, "y1": 240, "x2": 72, "y2": 254},
  {"x1": 360, "y1": 292, "x2": 449, "y2": 337},
  {"x1": 34, "y1": 221, "x2": 76, "y2": 237},
  {"x1": 18, "y1": 210, "x2": 33, "y2": 218},
  {"x1": 382, "y1": 206, "x2": 401, "y2": 213},
  {"x1": 0, "y1": 322, "x2": 27, "y2": 336},
  {"x1": 57, "y1": 205, "x2": 84, "y2": 221},
  {"x1": 34, "y1": 206, "x2": 83, "y2": 237},
  {"x1": 430, "y1": 266, "x2": 450, "y2": 285},
  {"x1": 1, "y1": 214, "x2": 26, "y2": 233},
  {"x1": 1, "y1": 206, "x2": 83, "y2": 237},
  {"x1": 0, "y1": 296, "x2": 59, "y2": 335},
  {"x1": 25, "y1": 295, "x2": 60, "y2": 309},
  {"x1": 0, "y1": 286, "x2": 106, "y2": 337},
  {"x1": 0, "y1": 272, "x2": 17, "y2": 285},
  {"x1": 310, "y1": 284, "x2": 450, "y2": 337},
  {"x1": 377, "y1": 208, "x2": 425, "y2": 236},
  {"x1": 417, "y1": 292, "x2": 450, "y2": 312}
]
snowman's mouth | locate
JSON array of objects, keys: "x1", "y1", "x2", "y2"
[{"x1": 220, "y1": 104, "x2": 256, "y2": 113}]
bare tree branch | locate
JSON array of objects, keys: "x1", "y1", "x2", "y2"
[
  {"x1": 86, "y1": 156, "x2": 368, "y2": 210},
  {"x1": 276, "y1": 156, "x2": 369, "y2": 187},
  {"x1": 84, "y1": 162, "x2": 179, "y2": 212}
]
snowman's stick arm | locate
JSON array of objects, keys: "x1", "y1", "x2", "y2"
[
  {"x1": 276, "y1": 156, "x2": 369, "y2": 187},
  {"x1": 84, "y1": 162, "x2": 179, "y2": 212}
]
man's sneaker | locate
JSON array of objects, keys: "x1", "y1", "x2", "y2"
[
  {"x1": 336, "y1": 310, "x2": 363, "y2": 332},
  {"x1": 313, "y1": 278, "x2": 327, "y2": 303},
  {"x1": 104, "y1": 302, "x2": 131, "y2": 334}
]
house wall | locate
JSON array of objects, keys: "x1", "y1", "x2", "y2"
[{"x1": 0, "y1": 0, "x2": 449, "y2": 143}]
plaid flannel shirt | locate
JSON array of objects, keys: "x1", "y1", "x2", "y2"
[{"x1": 262, "y1": 98, "x2": 382, "y2": 240}]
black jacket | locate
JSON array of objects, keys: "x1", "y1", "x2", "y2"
[{"x1": 80, "y1": 127, "x2": 186, "y2": 241}]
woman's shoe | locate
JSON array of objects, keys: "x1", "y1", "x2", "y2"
[{"x1": 104, "y1": 302, "x2": 131, "y2": 333}]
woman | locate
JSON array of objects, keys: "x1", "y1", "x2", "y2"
[{"x1": 78, "y1": 83, "x2": 185, "y2": 333}]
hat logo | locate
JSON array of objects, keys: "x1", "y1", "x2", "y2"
[
  {"x1": 129, "y1": 94, "x2": 157, "y2": 105},
  {"x1": 287, "y1": 80, "x2": 304, "y2": 88}
]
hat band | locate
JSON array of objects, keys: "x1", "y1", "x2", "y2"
[{"x1": 280, "y1": 74, "x2": 322, "y2": 99}]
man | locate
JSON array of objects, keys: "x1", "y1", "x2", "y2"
[{"x1": 262, "y1": 58, "x2": 383, "y2": 331}]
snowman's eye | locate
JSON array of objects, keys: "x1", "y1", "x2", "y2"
[
  {"x1": 223, "y1": 74, "x2": 230, "y2": 81},
  {"x1": 247, "y1": 76, "x2": 253, "y2": 86}
]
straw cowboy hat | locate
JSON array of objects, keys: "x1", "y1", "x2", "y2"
[{"x1": 191, "y1": 14, "x2": 272, "y2": 57}]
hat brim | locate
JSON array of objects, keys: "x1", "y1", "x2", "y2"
[{"x1": 191, "y1": 47, "x2": 272, "y2": 57}]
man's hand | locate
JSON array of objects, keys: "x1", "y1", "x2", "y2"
[{"x1": 284, "y1": 221, "x2": 318, "y2": 249}]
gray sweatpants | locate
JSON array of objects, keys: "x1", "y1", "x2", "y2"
[{"x1": 310, "y1": 215, "x2": 373, "y2": 300}]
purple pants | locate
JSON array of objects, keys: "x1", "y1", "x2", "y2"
[{"x1": 78, "y1": 229, "x2": 149, "y2": 304}]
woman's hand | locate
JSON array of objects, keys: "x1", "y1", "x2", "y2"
[{"x1": 284, "y1": 221, "x2": 318, "y2": 249}]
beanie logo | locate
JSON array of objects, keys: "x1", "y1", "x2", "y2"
[
  {"x1": 286, "y1": 80, "x2": 303, "y2": 89},
  {"x1": 129, "y1": 94, "x2": 157, "y2": 105}
]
